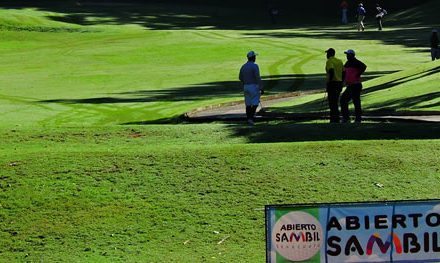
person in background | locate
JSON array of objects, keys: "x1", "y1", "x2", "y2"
[
  {"x1": 239, "y1": 51, "x2": 264, "y2": 126},
  {"x1": 325, "y1": 48, "x2": 344, "y2": 123},
  {"x1": 375, "y1": 3, "x2": 387, "y2": 30},
  {"x1": 269, "y1": 6, "x2": 279, "y2": 24},
  {"x1": 357, "y1": 3, "x2": 366, "y2": 31},
  {"x1": 430, "y1": 29, "x2": 439, "y2": 61},
  {"x1": 340, "y1": 49, "x2": 367, "y2": 123},
  {"x1": 341, "y1": 0, "x2": 349, "y2": 24}
]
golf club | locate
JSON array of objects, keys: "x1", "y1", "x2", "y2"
[{"x1": 318, "y1": 92, "x2": 327, "y2": 123}]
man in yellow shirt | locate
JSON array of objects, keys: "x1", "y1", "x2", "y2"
[{"x1": 325, "y1": 48, "x2": 344, "y2": 123}]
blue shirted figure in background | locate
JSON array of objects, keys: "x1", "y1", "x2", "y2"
[
  {"x1": 239, "y1": 51, "x2": 264, "y2": 126},
  {"x1": 357, "y1": 3, "x2": 366, "y2": 31}
]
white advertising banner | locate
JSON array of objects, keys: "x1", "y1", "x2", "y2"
[{"x1": 266, "y1": 200, "x2": 440, "y2": 263}]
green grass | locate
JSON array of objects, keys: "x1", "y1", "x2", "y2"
[
  {"x1": 0, "y1": 1, "x2": 439, "y2": 262},
  {"x1": 0, "y1": 2, "x2": 438, "y2": 127},
  {"x1": 1, "y1": 124, "x2": 439, "y2": 261}
]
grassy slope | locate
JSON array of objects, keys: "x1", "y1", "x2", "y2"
[{"x1": 1, "y1": 124, "x2": 439, "y2": 261}]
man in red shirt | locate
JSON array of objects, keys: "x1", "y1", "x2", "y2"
[{"x1": 340, "y1": 49, "x2": 367, "y2": 123}]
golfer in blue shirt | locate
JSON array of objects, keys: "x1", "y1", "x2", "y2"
[
  {"x1": 239, "y1": 51, "x2": 264, "y2": 125},
  {"x1": 357, "y1": 3, "x2": 366, "y2": 31}
]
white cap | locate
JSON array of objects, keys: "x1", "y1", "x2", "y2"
[
  {"x1": 247, "y1": 51, "x2": 258, "y2": 58},
  {"x1": 344, "y1": 49, "x2": 356, "y2": 55}
]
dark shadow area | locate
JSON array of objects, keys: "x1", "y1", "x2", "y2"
[
  {"x1": 41, "y1": 82, "x2": 240, "y2": 104},
  {"x1": 246, "y1": 25, "x2": 437, "y2": 49},
  {"x1": 0, "y1": 0, "x2": 432, "y2": 32},
  {"x1": 124, "y1": 116, "x2": 183, "y2": 125},
  {"x1": 368, "y1": 91, "x2": 440, "y2": 112},
  {"x1": 363, "y1": 66, "x2": 440, "y2": 95},
  {"x1": 39, "y1": 80, "x2": 248, "y2": 104},
  {"x1": 0, "y1": 0, "x2": 339, "y2": 30},
  {"x1": 226, "y1": 122, "x2": 440, "y2": 143},
  {"x1": 263, "y1": 71, "x2": 396, "y2": 92},
  {"x1": 39, "y1": 71, "x2": 393, "y2": 105}
]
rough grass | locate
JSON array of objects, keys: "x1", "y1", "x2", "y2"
[{"x1": 1, "y1": 124, "x2": 439, "y2": 261}]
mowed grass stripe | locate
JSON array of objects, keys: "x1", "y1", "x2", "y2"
[{"x1": 1, "y1": 7, "x2": 435, "y2": 126}]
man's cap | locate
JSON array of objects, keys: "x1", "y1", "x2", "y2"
[
  {"x1": 433, "y1": 29, "x2": 438, "y2": 33},
  {"x1": 247, "y1": 51, "x2": 258, "y2": 58},
  {"x1": 325, "y1": 48, "x2": 335, "y2": 54},
  {"x1": 359, "y1": 3, "x2": 363, "y2": 6},
  {"x1": 344, "y1": 49, "x2": 356, "y2": 55}
]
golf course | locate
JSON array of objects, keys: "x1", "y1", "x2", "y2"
[{"x1": 0, "y1": 0, "x2": 439, "y2": 261}]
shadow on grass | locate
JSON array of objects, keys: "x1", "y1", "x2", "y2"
[
  {"x1": 39, "y1": 71, "x2": 393, "y2": 105},
  {"x1": 368, "y1": 91, "x2": 440, "y2": 112},
  {"x1": 0, "y1": 0, "x2": 433, "y2": 34},
  {"x1": 226, "y1": 122, "x2": 440, "y2": 143},
  {"x1": 264, "y1": 71, "x2": 396, "y2": 92},
  {"x1": 42, "y1": 82, "x2": 240, "y2": 103},
  {"x1": 364, "y1": 65, "x2": 440, "y2": 95},
  {"x1": 246, "y1": 25, "x2": 437, "y2": 49},
  {"x1": 0, "y1": 0, "x2": 343, "y2": 30}
]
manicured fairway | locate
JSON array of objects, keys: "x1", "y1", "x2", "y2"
[{"x1": 0, "y1": 2, "x2": 439, "y2": 127}]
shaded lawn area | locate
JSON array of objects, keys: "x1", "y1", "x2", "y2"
[{"x1": 0, "y1": 0, "x2": 433, "y2": 31}]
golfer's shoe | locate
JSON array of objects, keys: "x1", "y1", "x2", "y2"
[{"x1": 247, "y1": 119, "x2": 255, "y2": 126}]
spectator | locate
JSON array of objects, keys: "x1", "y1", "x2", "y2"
[
  {"x1": 325, "y1": 48, "x2": 344, "y2": 123},
  {"x1": 269, "y1": 7, "x2": 279, "y2": 24},
  {"x1": 431, "y1": 29, "x2": 439, "y2": 61},
  {"x1": 357, "y1": 3, "x2": 366, "y2": 32},
  {"x1": 341, "y1": 0, "x2": 349, "y2": 24},
  {"x1": 341, "y1": 49, "x2": 367, "y2": 123},
  {"x1": 239, "y1": 51, "x2": 264, "y2": 126},
  {"x1": 375, "y1": 4, "x2": 387, "y2": 30}
]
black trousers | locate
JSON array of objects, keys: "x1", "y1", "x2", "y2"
[
  {"x1": 326, "y1": 81, "x2": 343, "y2": 123},
  {"x1": 341, "y1": 83, "x2": 363, "y2": 122},
  {"x1": 246, "y1": 105, "x2": 258, "y2": 121}
]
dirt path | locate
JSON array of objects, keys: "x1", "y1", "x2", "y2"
[{"x1": 187, "y1": 94, "x2": 301, "y2": 119}]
